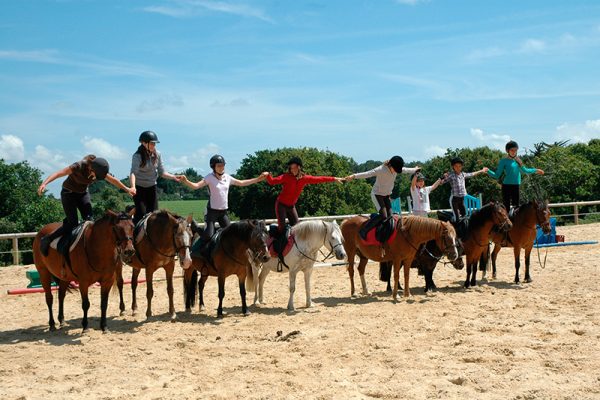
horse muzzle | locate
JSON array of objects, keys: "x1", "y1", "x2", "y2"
[
  {"x1": 335, "y1": 249, "x2": 346, "y2": 260},
  {"x1": 453, "y1": 257, "x2": 465, "y2": 270},
  {"x1": 121, "y1": 248, "x2": 135, "y2": 263},
  {"x1": 541, "y1": 224, "x2": 552, "y2": 235}
]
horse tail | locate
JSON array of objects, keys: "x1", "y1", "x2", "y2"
[
  {"x1": 183, "y1": 268, "x2": 198, "y2": 308},
  {"x1": 246, "y1": 263, "x2": 255, "y2": 293},
  {"x1": 479, "y1": 243, "x2": 491, "y2": 272},
  {"x1": 379, "y1": 261, "x2": 392, "y2": 282}
]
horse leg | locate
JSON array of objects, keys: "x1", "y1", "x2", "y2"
[
  {"x1": 464, "y1": 260, "x2": 472, "y2": 288},
  {"x1": 524, "y1": 246, "x2": 533, "y2": 283},
  {"x1": 257, "y1": 266, "x2": 270, "y2": 305},
  {"x1": 470, "y1": 259, "x2": 477, "y2": 287},
  {"x1": 403, "y1": 260, "x2": 411, "y2": 298},
  {"x1": 131, "y1": 267, "x2": 141, "y2": 316},
  {"x1": 392, "y1": 261, "x2": 400, "y2": 301},
  {"x1": 238, "y1": 274, "x2": 250, "y2": 316},
  {"x1": 39, "y1": 267, "x2": 56, "y2": 331},
  {"x1": 165, "y1": 263, "x2": 177, "y2": 322},
  {"x1": 287, "y1": 268, "x2": 298, "y2": 311},
  {"x1": 145, "y1": 268, "x2": 155, "y2": 319},
  {"x1": 304, "y1": 266, "x2": 314, "y2": 308},
  {"x1": 513, "y1": 247, "x2": 522, "y2": 284},
  {"x1": 491, "y1": 244, "x2": 501, "y2": 279},
  {"x1": 358, "y1": 257, "x2": 370, "y2": 296},
  {"x1": 80, "y1": 284, "x2": 91, "y2": 333},
  {"x1": 57, "y1": 279, "x2": 70, "y2": 328},
  {"x1": 115, "y1": 262, "x2": 126, "y2": 316},
  {"x1": 99, "y1": 280, "x2": 112, "y2": 332},
  {"x1": 217, "y1": 274, "x2": 226, "y2": 318},
  {"x1": 198, "y1": 273, "x2": 209, "y2": 312},
  {"x1": 347, "y1": 252, "x2": 357, "y2": 297},
  {"x1": 424, "y1": 263, "x2": 436, "y2": 292}
]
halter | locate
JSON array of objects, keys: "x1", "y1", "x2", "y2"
[
  {"x1": 85, "y1": 215, "x2": 134, "y2": 273},
  {"x1": 293, "y1": 221, "x2": 343, "y2": 263},
  {"x1": 222, "y1": 222, "x2": 269, "y2": 266},
  {"x1": 401, "y1": 223, "x2": 458, "y2": 264},
  {"x1": 140, "y1": 217, "x2": 191, "y2": 262}
]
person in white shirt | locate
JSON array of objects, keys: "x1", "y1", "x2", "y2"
[
  {"x1": 181, "y1": 155, "x2": 267, "y2": 240},
  {"x1": 410, "y1": 173, "x2": 441, "y2": 217}
]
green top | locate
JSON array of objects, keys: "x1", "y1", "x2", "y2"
[{"x1": 488, "y1": 157, "x2": 537, "y2": 185}]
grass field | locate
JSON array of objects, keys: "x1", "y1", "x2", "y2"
[{"x1": 126, "y1": 200, "x2": 208, "y2": 221}]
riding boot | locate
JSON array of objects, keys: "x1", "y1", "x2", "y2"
[
  {"x1": 359, "y1": 214, "x2": 384, "y2": 240},
  {"x1": 40, "y1": 226, "x2": 65, "y2": 257}
]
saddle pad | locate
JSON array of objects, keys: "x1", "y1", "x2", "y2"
[
  {"x1": 134, "y1": 213, "x2": 152, "y2": 244},
  {"x1": 358, "y1": 215, "x2": 399, "y2": 246},
  {"x1": 50, "y1": 221, "x2": 92, "y2": 253},
  {"x1": 267, "y1": 234, "x2": 295, "y2": 258}
]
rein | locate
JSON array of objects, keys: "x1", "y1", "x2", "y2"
[
  {"x1": 293, "y1": 221, "x2": 342, "y2": 263},
  {"x1": 138, "y1": 217, "x2": 190, "y2": 264},
  {"x1": 84, "y1": 217, "x2": 133, "y2": 274}
]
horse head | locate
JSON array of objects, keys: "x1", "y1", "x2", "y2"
[
  {"x1": 325, "y1": 220, "x2": 346, "y2": 261},
  {"x1": 173, "y1": 214, "x2": 193, "y2": 270},
  {"x1": 110, "y1": 208, "x2": 135, "y2": 263},
  {"x1": 248, "y1": 220, "x2": 270, "y2": 263},
  {"x1": 437, "y1": 221, "x2": 459, "y2": 262},
  {"x1": 491, "y1": 201, "x2": 512, "y2": 232},
  {"x1": 533, "y1": 199, "x2": 552, "y2": 235}
]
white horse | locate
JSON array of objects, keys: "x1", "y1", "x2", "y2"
[{"x1": 248, "y1": 220, "x2": 346, "y2": 311}]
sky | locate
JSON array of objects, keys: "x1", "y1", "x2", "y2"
[{"x1": 1, "y1": 0, "x2": 600, "y2": 192}]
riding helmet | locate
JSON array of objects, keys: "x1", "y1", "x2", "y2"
[
  {"x1": 210, "y1": 154, "x2": 226, "y2": 169},
  {"x1": 90, "y1": 157, "x2": 109, "y2": 180},
  {"x1": 287, "y1": 156, "x2": 303, "y2": 168},
  {"x1": 388, "y1": 155, "x2": 404, "y2": 173},
  {"x1": 450, "y1": 157, "x2": 464, "y2": 166},
  {"x1": 505, "y1": 140, "x2": 519, "y2": 152},
  {"x1": 139, "y1": 131, "x2": 160, "y2": 143}
]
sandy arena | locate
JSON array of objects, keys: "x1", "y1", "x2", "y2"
[{"x1": 1, "y1": 223, "x2": 599, "y2": 399}]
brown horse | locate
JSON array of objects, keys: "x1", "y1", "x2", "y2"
[
  {"x1": 33, "y1": 210, "x2": 135, "y2": 332},
  {"x1": 184, "y1": 219, "x2": 270, "y2": 318},
  {"x1": 487, "y1": 200, "x2": 551, "y2": 283},
  {"x1": 341, "y1": 215, "x2": 459, "y2": 300},
  {"x1": 452, "y1": 202, "x2": 512, "y2": 288},
  {"x1": 117, "y1": 210, "x2": 192, "y2": 321}
]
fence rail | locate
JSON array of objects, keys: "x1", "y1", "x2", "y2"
[{"x1": 2, "y1": 200, "x2": 599, "y2": 266}]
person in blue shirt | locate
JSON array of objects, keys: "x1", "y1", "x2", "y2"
[{"x1": 487, "y1": 140, "x2": 544, "y2": 211}]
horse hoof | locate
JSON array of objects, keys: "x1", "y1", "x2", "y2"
[
  {"x1": 185, "y1": 308, "x2": 192, "y2": 313},
  {"x1": 102, "y1": 328, "x2": 110, "y2": 334},
  {"x1": 119, "y1": 310, "x2": 126, "y2": 317},
  {"x1": 525, "y1": 278, "x2": 532, "y2": 283},
  {"x1": 170, "y1": 316, "x2": 177, "y2": 323},
  {"x1": 49, "y1": 325, "x2": 57, "y2": 332},
  {"x1": 306, "y1": 302, "x2": 314, "y2": 308},
  {"x1": 243, "y1": 310, "x2": 251, "y2": 316},
  {"x1": 200, "y1": 305, "x2": 206, "y2": 312},
  {"x1": 82, "y1": 328, "x2": 89, "y2": 334},
  {"x1": 217, "y1": 314, "x2": 224, "y2": 319}
]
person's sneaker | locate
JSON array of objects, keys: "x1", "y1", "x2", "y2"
[{"x1": 40, "y1": 235, "x2": 51, "y2": 256}]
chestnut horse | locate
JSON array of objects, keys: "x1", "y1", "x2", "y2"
[
  {"x1": 33, "y1": 210, "x2": 135, "y2": 332},
  {"x1": 117, "y1": 210, "x2": 192, "y2": 321},
  {"x1": 184, "y1": 219, "x2": 270, "y2": 318},
  {"x1": 487, "y1": 200, "x2": 551, "y2": 283},
  {"x1": 341, "y1": 215, "x2": 459, "y2": 300}
]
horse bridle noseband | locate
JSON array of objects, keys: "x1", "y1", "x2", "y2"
[
  {"x1": 143, "y1": 218, "x2": 191, "y2": 260},
  {"x1": 293, "y1": 221, "x2": 344, "y2": 263}
]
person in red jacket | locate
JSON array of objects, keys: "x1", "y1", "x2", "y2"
[{"x1": 266, "y1": 156, "x2": 345, "y2": 234}]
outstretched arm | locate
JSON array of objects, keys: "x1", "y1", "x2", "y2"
[
  {"x1": 106, "y1": 174, "x2": 135, "y2": 197},
  {"x1": 37, "y1": 166, "x2": 71, "y2": 195},
  {"x1": 180, "y1": 176, "x2": 207, "y2": 190},
  {"x1": 430, "y1": 178, "x2": 442, "y2": 192},
  {"x1": 411, "y1": 173, "x2": 418, "y2": 190},
  {"x1": 231, "y1": 172, "x2": 269, "y2": 187}
]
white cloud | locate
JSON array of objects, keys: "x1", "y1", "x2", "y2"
[
  {"x1": 81, "y1": 136, "x2": 127, "y2": 160},
  {"x1": 470, "y1": 128, "x2": 511, "y2": 150},
  {"x1": 519, "y1": 38, "x2": 546, "y2": 53},
  {"x1": 0, "y1": 134, "x2": 25, "y2": 162},
  {"x1": 395, "y1": 0, "x2": 428, "y2": 5},
  {"x1": 466, "y1": 46, "x2": 506, "y2": 61},
  {"x1": 29, "y1": 145, "x2": 68, "y2": 175},
  {"x1": 424, "y1": 145, "x2": 446, "y2": 158},
  {"x1": 137, "y1": 94, "x2": 184, "y2": 113},
  {"x1": 165, "y1": 143, "x2": 220, "y2": 173},
  {"x1": 143, "y1": 0, "x2": 273, "y2": 22},
  {"x1": 210, "y1": 97, "x2": 250, "y2": 107},
  {"x1": 555, "y1": 120, "x2": 600, "y2": 143}
]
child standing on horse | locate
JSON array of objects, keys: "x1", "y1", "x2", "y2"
[
  {"x1": 410, "y1": 173, "x2": 442, "y2": 217},
  {"x1": 180, "y1": 154, "x2": 268, "y2": 241},
  {"x1": 37, "y1": 155, "x2": 135, "y2": 256},
  {"x1": 487, "y1": 140, "x2": 544, "y2": 211},
  {"x1": 267, "y1": 156, "x2": 344, "y2": 234},
  {"x1": 441, "y1": 157, "x2": 488, "y2": 221},
  {"x1": 130, "y1": 131, "x2": 183, "y2": 224}
]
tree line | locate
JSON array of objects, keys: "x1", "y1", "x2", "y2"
[{"x1": 1, "y1": 139, "x2": 598, "y2": 265}]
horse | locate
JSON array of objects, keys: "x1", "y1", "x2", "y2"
[
  {"x1": 341, "y1": 215, "x2": 459, "y2": 300},
  {"x1": 486, "y1": 200, "x2": 551, "y2": 283},
  {"x1": 117, "y1": 210, "x2": 192, "y2": 321},
  {"x1": 250, "y1": 220, "x2": 346, "y2": 311},
  {"x1": 183, "y1": 219, "x2": 270, "y2": 318},
  {"x1": 452, "y1": 202, "x2": 512, "y2": 288},
  {"x1": 32, "y1": 209, "x2": 135, "y2": 332}
]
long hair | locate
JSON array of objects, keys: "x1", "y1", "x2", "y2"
[{"x1": 135, "y1": 144, "x2": 157, "y2": 168}]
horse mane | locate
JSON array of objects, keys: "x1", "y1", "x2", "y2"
[
  {"x1": 466, "y1": 202, "x2": 500, "y2": 229},
  {"x1": 402, "y1": 216, "x2": 442, "y2": 238},
  {"x1": 292, "y1": 220, "x2": 326, "y2": 243}
]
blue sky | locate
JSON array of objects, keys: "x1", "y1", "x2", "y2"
[{"x1": 1, "y1": 0, "x2": 600, "y2": 191}]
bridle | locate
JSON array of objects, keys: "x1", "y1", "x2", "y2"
[
  {"x1": 293, "y1": 221, "x2": 344, "y2": 263},
  {"x1": 143, "y1": 217, "x2": 191, "y2": 260},
  {"x1": 85, "y1": 214, "x2": 134, "y2": 273}
]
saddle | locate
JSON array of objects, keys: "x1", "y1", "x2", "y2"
[
  {"x1": 191, "y1": 229, "x2": 222, "y2": 265},
  {"x1": 358, "y1": 214, "x2": 399, "y2": 246},
  {"x1": 437, "y1": 210, "x2": 470, "y2": 241},
  {"x1": 133, "y1": 212, "x2": 152, "y2": 244},
  {"x1": 51, "y1": 221, "x2": 92, "y2": 267}
]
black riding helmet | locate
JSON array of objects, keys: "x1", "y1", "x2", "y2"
[
  {"x1": 413, "y1": 172, "x2": 425, "y2": 181},
  {"x1": 210, "y1": 154, "x2": 226, "y2": 169},
  {"x1": 388, "y1": 155, "x2": 404, "y2": 173},
  {"x1": 90, "y1": 157, "x2": 109, "y2": 180},
  {"x1": 139, "y1": 131, "x2": 160, "y2": 143},
  {"x1": 287, "y1": 156, "x2": 303, "y2": 168},
  {"x1": 505, "y1": 140, "x2": 519, "y2": 152},
  {"x1": 450, "y1": 157, "x2": 464, "y2": 166}
]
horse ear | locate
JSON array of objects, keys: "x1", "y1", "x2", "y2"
[
  {"x1": 127, "y1": 206, "x2": 136, "y2": 218},
  {"x1": 186, "y1": 214, "x2": 193, "y2": 224},
  {"x1": 332, "y1": 219, "x2": 339, "y2": 226}
]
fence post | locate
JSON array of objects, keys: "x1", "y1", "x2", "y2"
[
  {"x1": 12, "y1": 237, "x2": 20, "y2": 265},
  {"x1": 574, "y1": 204, "x2": 579, "y2": 225}
]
